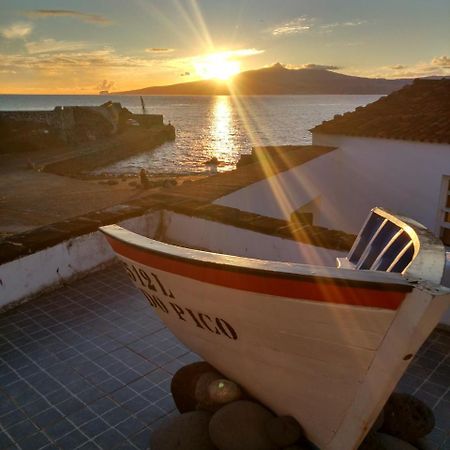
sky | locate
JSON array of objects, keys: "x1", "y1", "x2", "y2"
[{"x1": 0, "y1": 0, "x2": 449, "y2": 94}]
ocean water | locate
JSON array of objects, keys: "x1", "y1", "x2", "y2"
[{"x1": 0, "y1": 94, "x2": 381, "y2": 175}]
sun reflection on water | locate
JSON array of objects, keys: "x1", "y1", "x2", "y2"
[{"x1": 208, "y1": 95, "x2": 238, "y2": 171}]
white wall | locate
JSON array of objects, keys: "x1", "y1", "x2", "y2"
[
  {"x1": 3, "y1": 205, "x2": 447, "y2": 327},
  {"x1": 216, "y1": 136, "x2": 450, "y2": 237},
  {"x1": 0, "y1": 208, "x2": 344, "y2": 310},
  {"x1": 214, "y1": 151, "x2": 334, "y2": 222},
  {"x1": 162, "y1": 211, "x2": 345, "y2": 266},
  {"x1": 0, "y1": 212, "x2": 161, "y2": 309},
  {"x1": 311, "y1": 134, "x2": 450, "y2": 235}
]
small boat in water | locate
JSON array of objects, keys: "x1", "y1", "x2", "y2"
[{"x1": 101, "y1": 207, "x2": 449, "y2": 449}]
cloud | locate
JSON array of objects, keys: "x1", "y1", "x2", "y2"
[
  {"x1": 1, "y1": 22, "x2": 33, "y2": 39},
  {"x1": 145, "y1": 48, "x2": 175, "y2": 53},
  {"x1": 341, "y1": 20, "x2": 367, "y2": 26},
  {"x1": 190, "y1": 48, "x2": 264, "y2": 76},
  {"x1": 346, "y1": 56, "x2": 450, "y2": 79},
  {"x1": 25, "y1": 39, "x2": 86, "y2": 54},
  {"x1": 26, "y1": 10, "x2": 112, "y2": 25},
  {"x1": 270, "y1": 17, "x2": 365, "y2": 36},
  {"x1": 0, "y1": 48, "x2": 182, "y2": 74},
  {"x1": 284, "y1": 63, "x2": 340, "y2": 71},
  {"x1": 0, "y1": 47, "x2": 198, "y2": 92},
  {"x1": 97, "y1": 80, "x2": 115, "y2": 91},
  {"x1": 230, "y1": 48, "x2": 264, "y2": 57},
  {"x1": 300, "y1": 63, "x2": 340, "y2": 70},
  {"x1": 210, "y1": 48, "x2": 264, "y2": 59},
  {"x1": 432, "y1": 56, "x2": 450, "y2": 68},
  {"x1": 320, "y1": 20, "x2": 367, "y2": 32},
  {"x1": 190, "y1": 48, "x2": 264, "y2": 65},
  {"x1": 271, "y1": 17, "x2": 313, "y2": 36},
  {"x1": 325, "y1": 41, "x2": 364, "y2": 48},
  {"x1": 0, "y1": 47, "x2": 263, "y2": 92},
  {"x1": 384, "y1": 56, "x2": 450, "y2": 77}
]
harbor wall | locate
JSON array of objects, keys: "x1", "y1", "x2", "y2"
[
  {"x1": 0, "y1": 110, "x2": 56, "y2": 124},
  {"x1": 0, "y1": 103, "x2": 168, "y2": 152},
  {"x1": 0, "y1": 106, "x2": 114, "y2": 144},
  {"x1": 0, "y1": 107, "x2": 164, "y2": 135},
  {"x1": 0, "y1": 212, "x2": 161, "y2": 310}
]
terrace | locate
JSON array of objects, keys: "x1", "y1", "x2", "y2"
[
  {"x1": 1, "y1": 145, "x2": 449, "y2": 449},
  {"x1": 0, "y1": 263, "x2": 449, "y2": 450}
]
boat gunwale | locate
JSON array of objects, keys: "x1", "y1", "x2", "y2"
[{"x1": 100, "y1": 224, "x2": 413, "y2": 293}]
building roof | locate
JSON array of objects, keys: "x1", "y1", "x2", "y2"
[{"x1": 311, "y1": 79, "x2": 450, "y2": 144}]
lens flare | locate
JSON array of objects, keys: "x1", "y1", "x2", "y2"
[{"x1": 194, "y1": 53, "x2": 240, "y2": 80}]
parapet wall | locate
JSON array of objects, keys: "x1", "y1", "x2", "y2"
[
  {"x1": 0, "y1": 171, "x2": 447, "y2": 325},
  {"x1": 0, "y1": 171, "x2": 355, "y2": 310},
  {"x1": 0, "y1": 110, "x2": 56, "y2": 124},
  {"x1": 0, "y1": 211, "x2": 162, "y2": 310}
]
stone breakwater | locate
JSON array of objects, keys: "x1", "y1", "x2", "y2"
[
  {"x1": 0, "y1": 100, "x2": 176, "y2": 239},
  {"x1": 0, "y1": 101, "x2": 167, "y2": 148},
  {"x1": 43, "y1": 125, "x2": 175, "y2": 177},
  {"x1": 150, "y1": 361, "x2": 436, "y2": 450},
  {"x1": 0, "y1": 101, "x2": 175, "y2": 163}
]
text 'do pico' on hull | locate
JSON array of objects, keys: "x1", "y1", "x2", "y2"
[{"x1": 100, "y1": 207, "x2": 450, "y2": 450}]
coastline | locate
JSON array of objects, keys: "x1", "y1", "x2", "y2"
[
  {"x1": 0, "y1": 122, "x2": 205, "y2": 238},
  {"x1": 0, "y1": 167, "x2": 206, "y2": 239},
  {"x1": 42, "y1": 126, "x2": 175, "y2": 177}
]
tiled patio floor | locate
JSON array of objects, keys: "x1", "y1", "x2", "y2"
[{"x1": 0, "y1": 264, "x2": 449, "y2": 450}]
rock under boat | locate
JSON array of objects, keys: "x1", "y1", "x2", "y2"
[{"x1": 101, "y1": 207, "x2": 450, "y2": 450}]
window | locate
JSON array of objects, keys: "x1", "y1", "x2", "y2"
[{"x1": 440, "y1": 177, "x2": 450, "y2": 246}]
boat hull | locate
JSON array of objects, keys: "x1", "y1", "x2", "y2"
[{"x1": 102, "y1": 229, "x2": 449, "y2": 449}]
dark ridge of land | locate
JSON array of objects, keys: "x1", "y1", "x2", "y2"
[{"x1": 117, "y1": 64, "x2": 414, "y2": 96}]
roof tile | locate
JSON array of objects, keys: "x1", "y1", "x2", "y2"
[{"x1": 311, "y1": 79, "x2": 450, "y2": 144}]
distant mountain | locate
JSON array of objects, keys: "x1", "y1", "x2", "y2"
[{"x1": 116, "y1": 63, "x2": 414, "y2": 95}]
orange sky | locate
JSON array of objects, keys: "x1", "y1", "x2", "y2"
[{"x1": 0, "y1": 0, "x2": 449, "y2": 94}]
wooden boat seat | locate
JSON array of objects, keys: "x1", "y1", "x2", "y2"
[{"x1": 337, "y1": 207, "x2": 447, "y2": 288}]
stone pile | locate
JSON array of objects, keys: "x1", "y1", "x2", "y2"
[
  {"x1": 150, "y1": 362, "x2": 435, "y2": 450},
  {"x1": 359, "y1": 393, "x2": 435, "y2": 450}
]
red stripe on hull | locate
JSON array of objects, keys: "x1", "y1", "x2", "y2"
[{"x1": 107, "y1": 238, "x2": 407, "y2": 310}]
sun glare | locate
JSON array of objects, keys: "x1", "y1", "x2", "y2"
[{"x1": 194, "y1": 53, "x2": 241, "y2": 80}]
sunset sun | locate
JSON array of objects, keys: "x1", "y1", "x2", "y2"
[
  {"x1": 1, "y1": 1, "x2": 450, "y2": 450},
  {"x1": 194, "y1": 53, "x2": 241, "y2": 80}
]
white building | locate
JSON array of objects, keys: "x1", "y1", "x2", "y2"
[
  {"x1": 214, "y1": 79, "x2": 450, "y2": 325},
  {"x1": 216, "y1": 79, "x2": 450, "y2": 243}
]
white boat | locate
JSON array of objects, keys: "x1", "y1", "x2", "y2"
[{"x1": 101, "y1": 207, "x2": 450, "y2": 450}]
